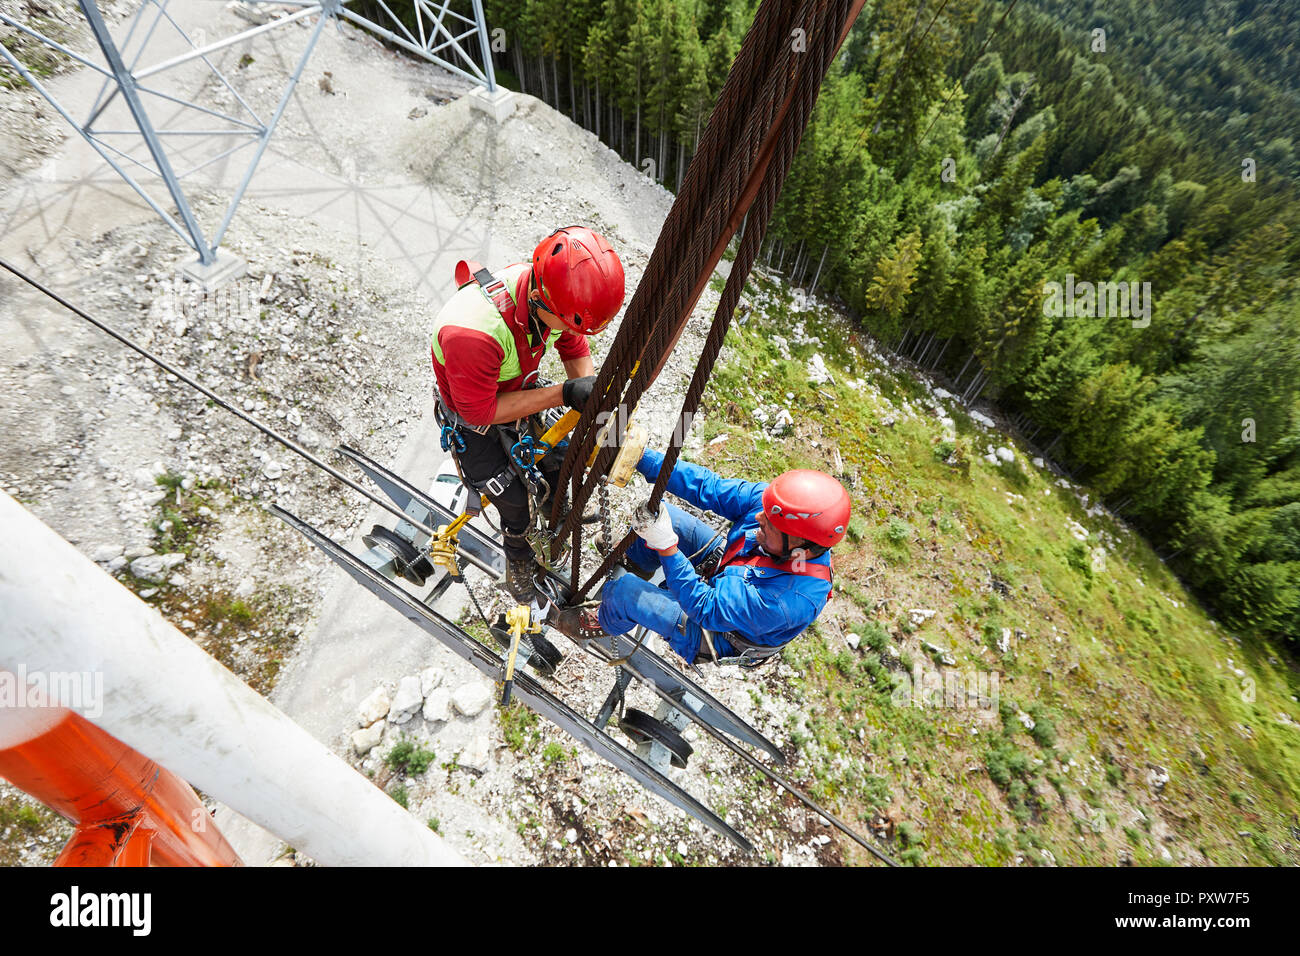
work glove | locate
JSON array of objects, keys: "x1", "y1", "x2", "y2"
[
  {"x1": 633, "y1": 501, "x2": 678, "y2": 552},
  {"x1": 562, "y1": 375, "x2": 596, "y2": 409}
]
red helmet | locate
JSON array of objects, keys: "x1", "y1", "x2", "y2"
[
  {"x1": 760, "y1": 470, "x2": 851, "y2": 549},
  {"x1": 530, "y1": 226, "x2": 625, "y2": 335}
]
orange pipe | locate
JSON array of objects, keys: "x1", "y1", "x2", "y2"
[{"x1": 0, "y1": 709, "x2": 241, "y2": 867}]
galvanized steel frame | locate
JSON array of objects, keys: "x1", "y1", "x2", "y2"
[{"x1": 0, "y1": 0, "x2": 496, "y2": 266}]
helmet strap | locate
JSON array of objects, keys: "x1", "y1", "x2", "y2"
[
  {"x1": 524, "y1": 290, "x2": 549, "y2": 345},
  {"x1": 759, "y1": 530, "x2": 795, "y2": 561}
]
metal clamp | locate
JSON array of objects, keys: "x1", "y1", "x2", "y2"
[
  {"x1": 439, "y1": 424, "x2": 466, "y2": 454},
  {"x1": 426, "y1": 512, "x2": 471, "y2": 578},
  {"x1": 500, "y1": 604, "x2": 542, "y2": 706},
  {"x1": 510, "y1": 434, "x2": 550, "y2": 471}
]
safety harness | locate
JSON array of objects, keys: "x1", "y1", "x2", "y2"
[
  {"x1": 437, "y1": 260, "x2": 535, "y2": 506},
  {"x1": 711, "y1": 535, "x2": 834, "y2": 588},
  {"x1": 694, "y1": 534, "x2": 834, "y2": 666},
  {"x1": 453, "y1": 259, "x2": 516, "y2": 318}
]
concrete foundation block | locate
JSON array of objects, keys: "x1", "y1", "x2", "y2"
[
  {"x1": 177, "y1": 249, "x2": 247, "y2": 291},
  {"x1": 467, "y1": 85, "x2": 515, "y2": 122}
]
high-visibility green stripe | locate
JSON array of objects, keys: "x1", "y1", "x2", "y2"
[{"x1": 431, "y1": 263, "x2": 531, "y2": 380}]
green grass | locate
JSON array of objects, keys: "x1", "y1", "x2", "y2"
[
  {"x1": 874, "y1": 518, "x2": 913, "y2": 565},
  {"x1": 148, "y1": 472, "x2": 223, "y2": 557},
  {"x1": 0, "y1": 18, "x2": 70, "y2": 90},
  {"x1": 499, "y1": 702, "x2": 541, "y2": 753},
  {"x1": 209, "y1": 597, "x2": 254, "y2": 626},
  {"x1": 385, "y1": 735, "x2": 436, "y2": 776},
  {"x1": 686, "y1": 282, "x2": 1300, "y2": 866}
]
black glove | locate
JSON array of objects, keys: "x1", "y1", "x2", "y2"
[{"x1": 562, "y1": 375, "x2": 596, "y2": 409}]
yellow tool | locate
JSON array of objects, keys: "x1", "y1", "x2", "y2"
[
  {"x1": 537, "y1": 408, "x2": 581, "y2": 453},
  {"x1": 533, "y1": 365, "x2": 645, "y2": 470},
  {"x1": 606, "y1": 421, "x2": 648, "y2": 488},
  {"x1": 426, "y1": 512, "x2": 471, "y2": 577},
  {"x1": 500, "y1": 604, "x2": 541, "y2": 706}
]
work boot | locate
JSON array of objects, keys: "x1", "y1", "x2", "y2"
[
  {"x1": 549, "y1": 605, "x2": 606, "y2": 642},
  {"x1": 503, "y1": 552, "x2": 541, "y2": 604}
]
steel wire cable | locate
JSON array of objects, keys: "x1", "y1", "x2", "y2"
[
  {"x1": 549, "y1": 0, "x2": 802, "y2": 531},
  {"x1": 551, "y1": 0, "x2": 820, "y2": 572},
  {"x1": 570, "y1": 0, "x2": 859, "y2": 601},
  {"x1": 0, "y1": 258, "x2": 446, "y2": 541},
  {"x1": 911, "y1": 0, "x2": 1021, "y2": 157}
]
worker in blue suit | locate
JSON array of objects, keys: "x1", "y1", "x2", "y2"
[{"x1": 556, "y1": 448, "x2": 851, "y2": 666}]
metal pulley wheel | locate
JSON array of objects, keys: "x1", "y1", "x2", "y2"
[
  {"x1": 618, "y1": 708, "x2": 693, "y2": 768},
  {"x1": 362, "y1": 525, "x2": 434, "y2": 586},
  {"x1": 488, "y1": 617, "x2": 564, "y2": 677}
]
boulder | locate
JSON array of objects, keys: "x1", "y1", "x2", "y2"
[
  {"x1": 459, "y1": 734, "x2": 492, "y2": 773},
  {"x1": 129, "y1": 555, "x2": 169, "y2": 582},
  {"x1": 351, "y1": 722, "x2": 384, "y2": 755},
  {"x1": 357, "y1": 686, "x2": 390, "y2": 727},
  {"x1": 453, "y1": 682, "x2": 492, "y2": 718},
  {"x1": 389, "y1": 676, "x2": 424, "y2": 724},
  {"x1": 422, "y1": 688, "x2": 452, "y2": 723},
  {"x1": 91, "y1": 544, "x2": 124, "y2": 563}
]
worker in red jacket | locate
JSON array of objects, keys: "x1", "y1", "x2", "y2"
[{"x1": 431, "y1": 226, "x2": 625, "y2": 601}]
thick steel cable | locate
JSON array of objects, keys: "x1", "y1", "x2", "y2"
[
  {"x1": 572, "y1": 9, "x2": 833, "y2": 597},
  {"x1": 550, "y1": 0, "x2": 799, "y2": 515},
  {"x1": 551, "y1": 0, "x2": 810, "y2": 568},
  {"x1": 546, "y1": 22, "x2": 780, "y2": 546},
  {"x1": 563, "y1": 0, "x2": 829, "y2": 584},
  {"x1": 574, "y1": 0, "x2": 863, "y2": 504},
  {"x1": 571, "y1": 0, "x2": 858, "y2": 601},
  {"x1": 561, "y1": 0, "x2": 791, "y2": 422},
  {"x1": 646, "y1": 0, "x2": 858, "y2": 498},
  {"x1": 558, "y1": 94, "x2": 796, "y2": 579}
]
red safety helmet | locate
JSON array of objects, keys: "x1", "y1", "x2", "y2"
[
  {"x1": 760, "y1": 470, "x2": 851, "y2": 549},
  {"x1": 530, "y1": 226, "x2": 625, "y2": 335}
]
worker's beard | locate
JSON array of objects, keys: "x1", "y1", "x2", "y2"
[
  {"x1": 524, "y1": 297, "x2": 546, "y2": 345},
  {"x1": 756, "y1": 531, "x2": 790, "y2": 560}
]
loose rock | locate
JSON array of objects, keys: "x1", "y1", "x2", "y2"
[
  {"x1": 357, "y1": 686, "x2": 390, "y2": 727},
  {"x1": 351, "y1": 722, "x2": 384, "y2": 755},
  {"x1": 389, "y1": 676, "x2": 423, "y2": 723},
  {"x1": 452, "y1": 682, "x2": 492, "y2": 718}
]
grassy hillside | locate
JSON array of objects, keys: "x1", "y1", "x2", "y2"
[{"x1": 695, "y1": 269, "x2": 1300, "y2": 866}]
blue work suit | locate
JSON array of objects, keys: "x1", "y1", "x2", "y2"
[{"x1": 597, "y1": 449, "x2": 832, "y2": 663}]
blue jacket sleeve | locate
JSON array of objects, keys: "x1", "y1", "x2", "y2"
[
  {"x1": 636, "y1": 449, "x2": 766, "y2": 524},
  {"x1": 658, "y1": 550, "x2": 820, "y2": 644}
]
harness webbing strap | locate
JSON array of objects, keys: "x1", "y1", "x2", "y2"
[{"x1": 711, "y1": 535, "x2": 834, "y2": 589}]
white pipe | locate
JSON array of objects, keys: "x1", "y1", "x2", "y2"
[
  {"x1": 0, "y1": 494, "x2": 464, "y2": 866},
  {"x1": 133, "y1": 5, "x2": 321, "y2": 81}
]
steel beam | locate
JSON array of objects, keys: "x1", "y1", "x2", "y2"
[
  {"x1": 210, "y1": 7, "x2": 328, "y2": 250},
  {"x1": 134, "y1": 4, "x2": 320, "y2": 81},
  {"x1": 2, "y1": 0, "x2": 499, "y2": 274},
  {"x1": 76, "y1": 0, "x2": 213, "y2": 262}
]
